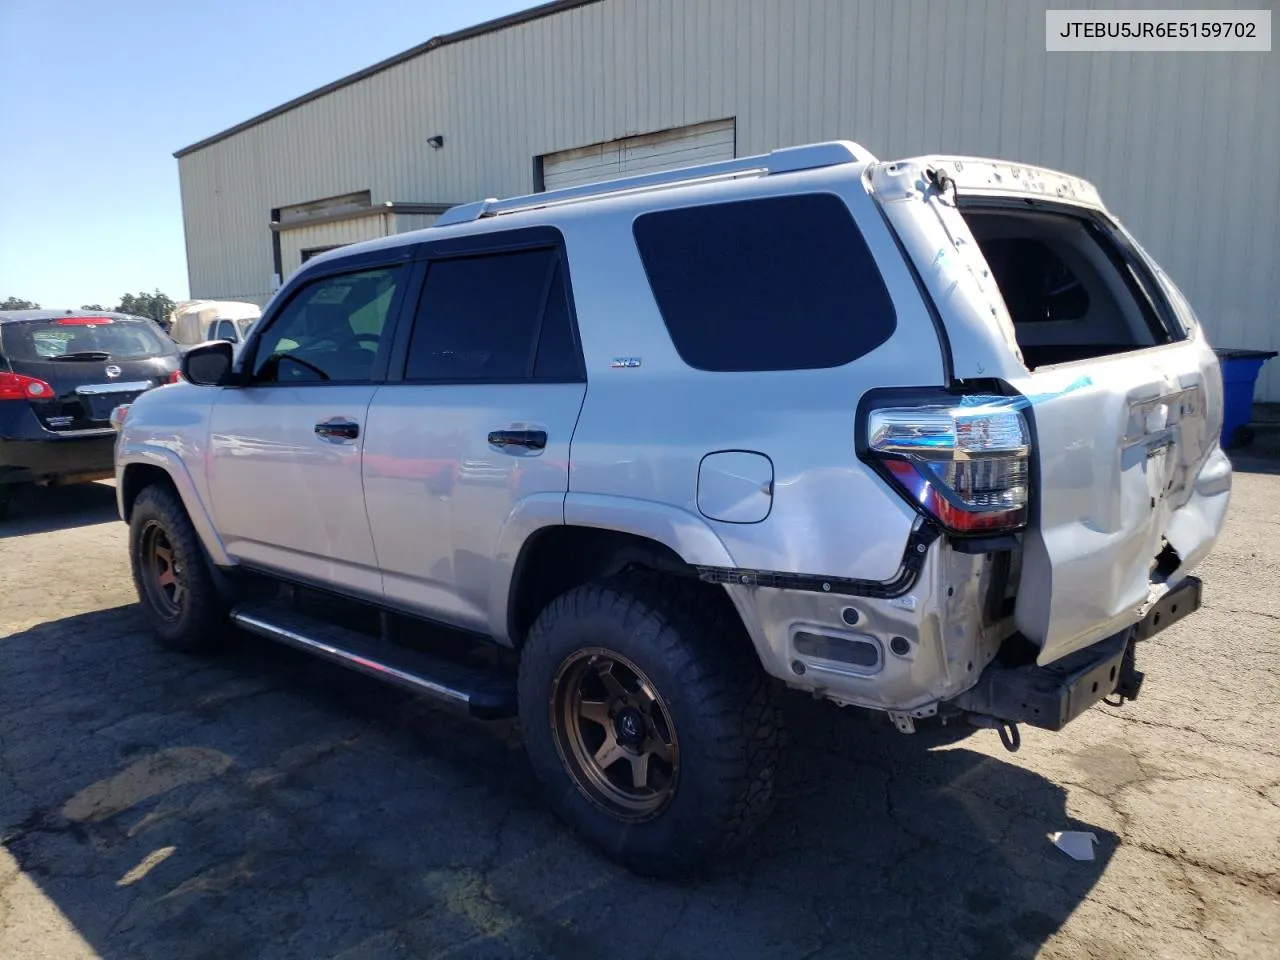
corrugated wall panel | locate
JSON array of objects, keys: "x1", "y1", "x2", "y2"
[
  {"x1": 277, "y1": 214, "x2": 393, "y2": 282},
  {"x1": 391, "y1": 213, "x2": 441, "y2": 237},
  {"x1": 179, "y1": 0, "x2": 1280, "y2": 398},
  {"x1": 542, "y1": 119, "x2": 735, "y2": 189}
]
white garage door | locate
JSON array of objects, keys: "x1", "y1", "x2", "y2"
[{"x1": 541, "y1": 118, "x2": 736, "y2": 191}]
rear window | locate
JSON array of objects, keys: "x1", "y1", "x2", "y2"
[
  {"x1": 632, "y1": 193, "x2": 896, "y2": 372},
  {"x1": 963, "y1": 208, "x2": 1175, "y2": 368},
  {"x1": 976, "y1": 238, "x2": 1091, "y2": 323},
  {"x1": 0, "y1": 318, "x2": 174, "y2": 362}
]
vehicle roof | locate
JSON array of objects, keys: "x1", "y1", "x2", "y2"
[
  {"x1": 299, "y1": 139, "x2": 878, "y2": 273},
  {"x1": 0, "y1": 309, "x2": 155, "y2": 324},
  {"x1": 296, "y1": 140, "x2": 1110, "y2": 281}
]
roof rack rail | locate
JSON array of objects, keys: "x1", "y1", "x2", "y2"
[{"x1": 434, "y1": 140, "x2": 872, "y2": 227}]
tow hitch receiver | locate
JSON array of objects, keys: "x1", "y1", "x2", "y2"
[
  {"x1": 951, "y1": 576, "x2": 1200, "y2": 736},
  {"x1": 952, "y1": 631, "x2": 1137, "y2": 733}
]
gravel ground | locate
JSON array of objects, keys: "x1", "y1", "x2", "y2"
[{"x1": 1, "y1": 467, "x2": 1278, "y2": 960}]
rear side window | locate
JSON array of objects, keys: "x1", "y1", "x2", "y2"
[
  {"x1": 0, "y1": 318, "x2": 174, "y2": 362},
  {"x1": 404, "y1": 247, "x2": 582, "y2": 382},
  {"x1": 633, "y1": 194, "x2": 896, "y2": 372}
]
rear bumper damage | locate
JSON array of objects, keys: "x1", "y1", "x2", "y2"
[
  {"x1": 948, "y1": 576, "x2": 1202, "y2": 733},
  {"x1": 720, "y1": 514, "x2": 1206, "y2": 748},
  {"x1": 951, "y1": 631, "x2": 1134, "y2": 733}
]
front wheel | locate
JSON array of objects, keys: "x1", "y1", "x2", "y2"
[
  {"x1": 129, "y1": 484, "x2": 227, "y2": 652},
  {"x1": 518, "y1": 573, "x2": 784, "y2": 878}
]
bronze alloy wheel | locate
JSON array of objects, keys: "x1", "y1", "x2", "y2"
[
  {"x1": 139, "y1": 520, "x2": 186, "y2": 620},
  {"x1": 550, "y1": 648, "x2": 679, "y2": 821}
]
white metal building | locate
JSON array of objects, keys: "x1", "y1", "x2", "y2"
[{"x1": 175, "y1": 0, "x2": 1280, "y2": 399}]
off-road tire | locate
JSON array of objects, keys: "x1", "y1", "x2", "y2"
[
  {"x1": 129, "y1": 484, "x2": 228, "y2": 652},
  {"x1": 518, "y1": 571, "x2": 784, "y2": 878}
]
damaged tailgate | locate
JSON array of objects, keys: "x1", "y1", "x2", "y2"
[
  {"x1": 1010, "y1": 351, "x2": 1230, "y2": 663},
  {"x1": 868, "y1": 156, "x2": 1231, "y2": 666}
]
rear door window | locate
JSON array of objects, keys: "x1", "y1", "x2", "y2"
[
  {"x1": 404, "y1": 247, "x2": 582, "y2": 382},
  {"x1": 633, "y1": 193, "x2": 896, "y2": 372}
]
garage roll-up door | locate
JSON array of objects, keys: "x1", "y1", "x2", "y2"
[{"x1": 540, "y1": 118, "x2": 736, "y2": 191}]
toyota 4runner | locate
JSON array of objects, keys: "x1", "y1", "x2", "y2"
[{"x1": 113, "y1": 141, "x2": 1230, "y2": 878}]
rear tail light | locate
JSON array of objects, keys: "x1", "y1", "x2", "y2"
[
  {"x1": 0, "y1": 372, "x2": 55, "y2": 401},
  {"x1": 167, "y1": 369, "x2": 182, "y2": 384},
  {"x1": 868, "y1": 398, "x2": 1030, "y2": 534}
]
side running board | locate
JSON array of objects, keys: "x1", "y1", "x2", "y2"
[{"x1": 229, "y1": 601, "x2": 517, "y2": 719}]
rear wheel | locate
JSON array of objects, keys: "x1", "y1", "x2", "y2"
[
  {"x1": 551, "y1": 648, "x2": 681, "y2": 821},
  {"x1": 129, "y1": 484, "x2": 227, "y2": 652},
  {"x1": 518, "y1": 573, "x2": 784, "y2": 878}
]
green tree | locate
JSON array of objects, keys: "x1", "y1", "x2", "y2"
[
  {"x1": 115, "y1": 289, "x2": 176, "y2": 323},
  {"x1": 1, "y1": 296, "x2": 39, "y2": 310}
]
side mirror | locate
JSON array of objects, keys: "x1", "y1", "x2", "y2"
[{"x1": 182, "y1": 340, "x2": 235, "y2": 386}]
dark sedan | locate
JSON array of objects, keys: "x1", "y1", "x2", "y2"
[{"x1": 0, "y1": 310, "x2": 180, "y2": 518}]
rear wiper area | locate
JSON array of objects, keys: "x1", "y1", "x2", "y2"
[{"x1": 51, "y1": 351, "x2": 112, "y2": 361}]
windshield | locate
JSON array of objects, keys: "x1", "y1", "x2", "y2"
[{"x1": 0, "y1": 318, "x2": 175, "y2": 362}]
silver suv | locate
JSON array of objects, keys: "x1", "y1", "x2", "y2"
[{"x1": 114, "y1": 141, "x2": 1229, "y2": 878}]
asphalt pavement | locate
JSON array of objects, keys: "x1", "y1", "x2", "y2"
[{"x1": 1, "y1": 466, "x2": 1277, "y2": 960}]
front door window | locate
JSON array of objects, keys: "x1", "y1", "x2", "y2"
[{"x1": 251, "y1": 268, "x2": 401, "y2": 384}]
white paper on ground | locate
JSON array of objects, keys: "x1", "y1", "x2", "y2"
[{"x1": 1049, "y1": 830, "x2": 1098, "y2": 861}]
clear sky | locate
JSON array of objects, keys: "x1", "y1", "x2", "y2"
[{"x1": 0, "y1": 0, "x2": 531, "y2": 309}]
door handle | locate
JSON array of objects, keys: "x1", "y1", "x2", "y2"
[
  {"x1": 487, "y1": 429, "x2": 547, "y2": 451},
  {"x1": 315, "y1": 419, "x2": 360, "y2": 441}
]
